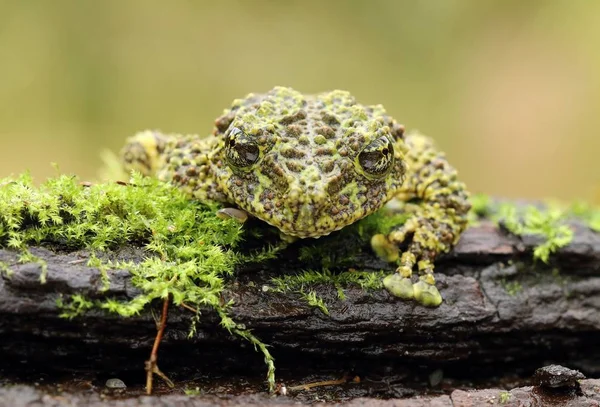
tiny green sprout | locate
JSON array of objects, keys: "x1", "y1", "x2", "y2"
[
  {"x1": 301, "y1": 290, "x2": 329, "y2": 315},
  {"x1": 56, "y1": 294, "x2": 94, "y2": 319},
  {"x1": 466, "y1": 193, "x2": 492, "y2": 226},
  {"x1": 501, "y1": 279, "x2": 523, "y2": 297},
  {"x1": 87, "y1": 253, "x2": 111, "y2": 291},
  {"x1": 470, "y1": 193, "x2": 492, "y2": 217},
  {"x1": 499, "y1": 390, "x2": 511, "y2": 404},
  {"x1": 18, "y1": 250, "x2": 48, "y2": 284},
  {"x1": 569, "y1": 201, "x2": 600, "y2": 232},
  {"x1": 184, "y1": 387, "x2": 202, "y2": 396},
  {"x1": 0, "y1": 260, "x2": 13, "y2": 277}
]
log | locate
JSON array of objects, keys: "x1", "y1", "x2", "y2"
[{"x1": 1, "y1": 219, "x2": 599, "y2": 403}]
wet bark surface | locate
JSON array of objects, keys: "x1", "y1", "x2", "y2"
[{"x1": 1, "y1": 220, "x2": 599, "y2": 405}]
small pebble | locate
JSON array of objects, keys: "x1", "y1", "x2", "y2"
[
  {"x1": 105, "y1": 378, "x2": 127, "y2": 389},
  {"x1": 533, "y1": 365, "x2": 585, "y2": 389}
]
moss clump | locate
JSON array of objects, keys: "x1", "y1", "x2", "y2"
[
  {"x1": 0, "y1": 172, "x2": 277, "y2": 389},
  {"x1": 468, "y1": 196, "x2": 587, "y2": 263},
  {"x1": 469, "y1": 195, "x2": 600, "y2": 264},
  {"x1": 496, "y1": 203, "x2": 573, "y2": 263}
]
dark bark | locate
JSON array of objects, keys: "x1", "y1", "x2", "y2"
[{"x1": 0, "y1": 220, "x2": 599, "y2": 404}]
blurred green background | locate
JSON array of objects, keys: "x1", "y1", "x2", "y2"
[{"x1": 1, "y1": 1, "x2": 598, "y2": 200}]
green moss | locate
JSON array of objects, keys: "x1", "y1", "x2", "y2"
[
  {"x1": 499, "y1": 391, "x2": 511, "y2": 404},
  {"x1": 469, "y1": 193, "x2": 492, "y2": 217},
  {"x1": 468, "y1": 196, "x2": 581, "y2": 264},
  {"x1": 301, "y1": 290, "x2": 329, "y2": 315},
  {"x1": 0, "y1": 172, "x2": 277, "y2": 390},
  {"x1": 0, "y1": 169, "x2": 402, "y2": 390},
  {"x1": 495, "y1": 203, "x2": 573, "y2": 263},
  {"x1": 569, "y1": 201, "x2": 600, "y2": 232},
  {"x1": 56, "y1": 294, "x2": 94, "y2": 318},
  {"x1": 18, "y1": 249, "x2": 49, "y2": 283},
  {"x1": 86, "y1": 253, "x2": 111, "y2": 291},
  {"x1": 270, "y1": 208, "x2": 404, "y2": 309},
  {"x1": 0, "y1": 260, "x2": 12, "y2": 277},
  {"x1": 184, "y1": 387, "x2": 202, "y2": 396},
  {"x1": 500, "y1": 279, "x2": 522, "y2": 296},
  {"x1": 270, "y1": 268, "x2": 385, "y2": 305},
  {"x1": 466, "y1": 193, "x2": 492, "y2": 226},
  {"x1": 218, "y1": 308, "x2": 276, "y2": 387},
  {"x1": 269, "y1": 268, "x2": 384, "y2": 314}
]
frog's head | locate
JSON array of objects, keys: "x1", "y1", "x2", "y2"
[{"x1": 211, "y1": 87, "x2": 406, "y2": 238}]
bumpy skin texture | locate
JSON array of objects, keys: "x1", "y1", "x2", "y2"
[{"x1": 121, "y1": 86, "x2": 470, "y2": 306}]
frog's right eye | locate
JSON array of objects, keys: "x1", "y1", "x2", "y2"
[
  {"x1": 225, "y1": 127, "x2": 260, "y2": 169},
  {"x1": 356, "y1": 136, "x2": 394, "y2": 179}
]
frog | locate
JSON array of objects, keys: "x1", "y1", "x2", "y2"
[{"x1": 121, "y1": 86, "x2": 471, "y2": 307}]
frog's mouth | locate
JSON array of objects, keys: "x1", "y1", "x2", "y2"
[
  {"x1": 278, "y1": 185, "x2": 342, "y2": 238},
  {"x1": 271, "y1": 199, "x2": 362, "y2": 239},
  {"x1": 250, "y1": 180, "x2": 393, "y2": 239}
]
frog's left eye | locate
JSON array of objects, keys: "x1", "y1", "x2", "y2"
[
  {"x1": 225, "y1": 127, "x2": 260, "y2": 169},
  {"x1": 357, "y1": 137, "x2": 394, "y2": 178}
]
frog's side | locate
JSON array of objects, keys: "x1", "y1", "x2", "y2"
[{"x1": 121, "y1": 86, "x2": 471, "y2": 306}]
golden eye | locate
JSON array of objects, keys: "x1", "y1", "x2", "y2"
[
  {"x1": 225, "y1": 127, "x2": 260, "y2": 168},
  {"x1": 357, "y1": 137, "x2": 394, "y2": 178}
]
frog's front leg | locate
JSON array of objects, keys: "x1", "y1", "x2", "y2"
[{"x1": 372, "y1": 133, "x2": 471, "y2": 307}]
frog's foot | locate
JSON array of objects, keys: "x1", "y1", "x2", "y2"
[
  {"x1": 382, "y1": 256, "x2": 442, "y2": 307},
  {"x1": 216, "y1": 207, "x2": 250, "y2": 223},
  {"x1": 373, "y1": 234, "x2": 443, "y2": 307}
]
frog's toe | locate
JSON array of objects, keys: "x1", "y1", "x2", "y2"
[
  {"x1": 371, "y1": 234, "x2": 399, "y2": 263},
  {"x1": 413, "y1": 280, "x2": 442, "y2": 307},
  {"x1": 216, "y1": 207, "x2": 249, "y2": 223},
  {"x1": 383, "y1": 274, "x2": 414, "y2": 299}
]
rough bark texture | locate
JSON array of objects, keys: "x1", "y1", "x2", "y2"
[{"x1": 1, "y1": 220, "x2": 599, "y2": 405}]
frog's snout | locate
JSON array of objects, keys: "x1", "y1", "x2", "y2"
[
  {"x1": 286, "y1": 182, "x2": 333, "y2": 231},
  {"x1": 287, "y1": 184, "x2": 329, "y2": 205}
]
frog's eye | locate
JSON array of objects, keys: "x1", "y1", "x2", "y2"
[
  {"x1": 225, "y1": 127, "x2": 260, "y2": 168},
  {"x1": 357, "y1": 137, "x2": 394, "y2": 178}
]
